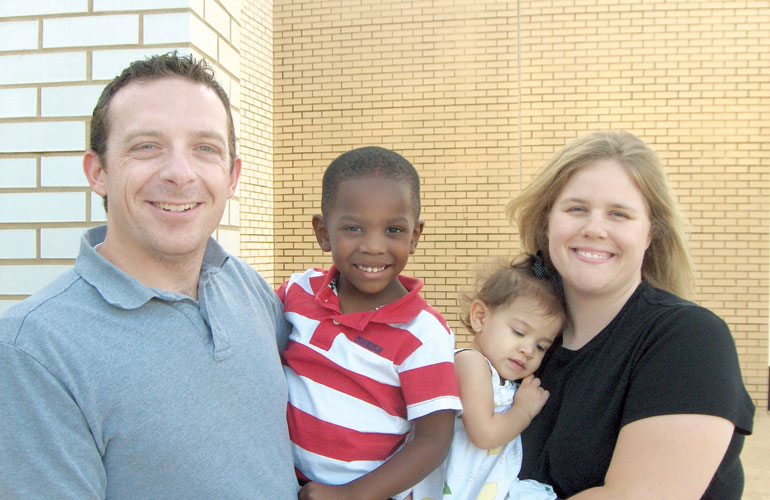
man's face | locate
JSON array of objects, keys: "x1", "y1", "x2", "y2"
[{"x1": 84, "y1": 77, "x2": 240, "y2": 267}]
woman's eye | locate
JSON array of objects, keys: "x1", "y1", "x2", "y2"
[
  {"x1": 567, "y1": 206, "x2": 586, "y2": 213},
  {"x1": 512, "y1": 329, "x2": 525, "y2": 337},
  {"x1": 536, "y1": 344, "x2": 547, "y2": 352},
  {"x1": 610, "y1": 211, "x2": 629, "y2": 219}
]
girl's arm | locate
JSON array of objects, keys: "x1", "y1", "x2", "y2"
[
  {"x1": 298, "y1": 409, "x2": 455, "y2": 500},
  {"x1": 566, "y1": 414, "x2": 734, "y2": 500},
  {"x1": 456, "y1": 349, "x2": 549, "y2": 450}
]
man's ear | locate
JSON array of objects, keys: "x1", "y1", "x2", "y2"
[
  {"x1": 312, "y1": 214, "x2": 332, "y2": 252},
  {"x1": 83, "y1": 150, "x2": 107, "y2": 196},
  {"x1": 228, "y1": 156, "x2": 242, "y2": 198},
  {"x1": 469, "y1": 299, "x2": 489, "y2": 333},
  {"x1": 409, "y1": 219, "x2": 425, "y2": 254}
]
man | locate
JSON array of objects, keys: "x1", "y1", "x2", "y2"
[{"x1": 0, "y1": 53, "x2": 298, "y2": 499}]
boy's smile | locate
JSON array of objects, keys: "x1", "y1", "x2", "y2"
[{"x1": 313, "y1": 176, "x2": 424, "y2": 314}]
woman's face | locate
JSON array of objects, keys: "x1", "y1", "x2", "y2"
[{"x1": 547, "y1": 159, "x2": 652, "y2": 301}]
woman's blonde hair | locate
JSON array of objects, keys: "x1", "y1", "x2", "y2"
[{"x1": 506, "y1": 131, "x2": 693, "y2": 298}]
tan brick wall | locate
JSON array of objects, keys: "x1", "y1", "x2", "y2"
[
  {"x1": 270, "y1": 0, "x2": 769, "y2": 407},
  {"x1": 239, "y1": 0, "x2": 278, "y2": 282}
]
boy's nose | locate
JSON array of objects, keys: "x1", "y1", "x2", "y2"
[{"x1": 360, "y1": 232, "x2": 386, "y2": 253}]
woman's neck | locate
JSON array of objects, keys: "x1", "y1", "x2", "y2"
[{"x1": 561, "y1": 279, "x2": 642, "y2": 350}]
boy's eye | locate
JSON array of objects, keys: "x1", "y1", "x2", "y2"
[
  {"x1": 386, "y1": 226, "x2": 405, "y2": 234},
  {"x1": 343, "y1": 226, "x2": 362, "y2": 232}
]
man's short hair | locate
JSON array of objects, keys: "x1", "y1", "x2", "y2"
[
  {"x1": 89, "y1": 51, "x2": 236, "y2": 170},
  {"x1": 321, "y1": 146, "x2": 421, "y2": 218}
]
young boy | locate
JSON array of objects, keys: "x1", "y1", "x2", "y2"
[{"x1": 278, "y1": 146, "x2": 462, "y2": 500}]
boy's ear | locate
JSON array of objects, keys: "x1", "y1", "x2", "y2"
[
  {"x1": 312, "y1": 214, "x2": 332, "y2": 252},
  {"x1": 469, "y1": 299, "x2": 489, "y2": 333},
  {"x1": 409, "y1": 219, "x2": 425, "y2": 254}
]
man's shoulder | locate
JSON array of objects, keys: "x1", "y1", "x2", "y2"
[{"x1": 0, "y1": 268, "x2": 87, "y2": 345}]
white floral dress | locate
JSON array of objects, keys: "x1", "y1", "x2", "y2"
[{"x1": 411, "y1": 349, "x2": 556, "y2": 500}]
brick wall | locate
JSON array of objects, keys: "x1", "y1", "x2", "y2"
[
  {"x1": 271, "y1": 0, "x2": 769, "y2": 407},
  {"x1": 0, "y1": 1, "x2": 244, "y2": 311},
  {"x1": 239, "y1": 0, "x2": 277, "y2": 283}
]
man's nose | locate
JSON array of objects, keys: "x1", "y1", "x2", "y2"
[{"x1": 159, "y1": 148, "x2": 196, "y2": 185}]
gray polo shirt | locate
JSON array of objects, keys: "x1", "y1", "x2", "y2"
[{"x1": 0, "y1": 226, "x2": 298, "y2": 499}]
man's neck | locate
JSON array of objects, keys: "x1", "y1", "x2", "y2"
[{"x1": 96, "y1": 240, "x2": 204, "y2": 300}]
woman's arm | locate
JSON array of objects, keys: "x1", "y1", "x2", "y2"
[
  {"x1": 456, "y1": 349, "x2": 549, "y2": 450},
  {"x1": 298, "y1": 409, "x2": 455, "y2": 500},
  {"x1": 568, "y1": 414, "x2": 734, "y2": 500}
]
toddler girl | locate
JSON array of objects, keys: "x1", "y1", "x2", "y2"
[{"x1": 413, "y1": 254, "x2": 565, "y2": 500}]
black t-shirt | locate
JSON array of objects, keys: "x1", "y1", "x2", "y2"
[{"x1": 519, "y1": 283, "x2": 755, "y2": 499}]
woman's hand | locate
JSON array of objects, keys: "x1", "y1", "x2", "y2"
[{"x1": 511, "y1": 374, "x2": 550, "y2": 421}]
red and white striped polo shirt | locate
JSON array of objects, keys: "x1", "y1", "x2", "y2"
[{"x1": 278, "y1": 266, "x2": 461, "y2": 486}]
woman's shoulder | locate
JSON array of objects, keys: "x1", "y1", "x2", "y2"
[{"x1": 635, "y1": 283, "x2": 728, "y2": 332}]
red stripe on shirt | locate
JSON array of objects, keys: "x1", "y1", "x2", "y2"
[
  {"x1": 284, "y1": 340, "x2": 407, "y2": 417},
  {"x1": 399, "y1": 362, "x2": 459, "y2": 407},
  {"x1": 288, "y1": 405, "x2": 405, "y2": 462}
]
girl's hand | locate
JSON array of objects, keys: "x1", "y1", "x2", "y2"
[{"x1": 511, "y1": 374, "x2": 549, "y2": 421}]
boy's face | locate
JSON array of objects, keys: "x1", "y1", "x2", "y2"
[{"x1": 313, "y1": 176, "x2": 424, "y2": 312}]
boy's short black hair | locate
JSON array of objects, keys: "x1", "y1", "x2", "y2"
[{"x1": 321, "y1": 146, "x2": 421, "y2": 218}]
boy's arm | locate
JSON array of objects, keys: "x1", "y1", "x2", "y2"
[
  {"x1": 298, "y1": 409, "x2": 455, "y2": 500},
  {"x1": 456, "y1": 349, "x2": 548, "y2": 450}
]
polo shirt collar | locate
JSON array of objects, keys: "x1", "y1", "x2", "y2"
[
  {"x1": 315, "y1": 265, "x2": 428, "y2": 330},
  {"x1": 75, "y1": 226, "x2": 229, "y2": 310}
]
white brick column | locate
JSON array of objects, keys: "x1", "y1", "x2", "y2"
[{"x1": 0, "y1": 0, "x2": 244, "y2": 312}]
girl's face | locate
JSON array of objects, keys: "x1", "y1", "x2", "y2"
[
  {"x1": 547, "y1": 159, "x2": 652, "y2": 302},
  {"x1": 471, "y1": 296, "x2": 562, "y2": 382}
]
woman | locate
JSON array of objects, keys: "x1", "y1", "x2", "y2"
[{"x1": 508, "y1": 131, "x2": 754, "y2": 500}]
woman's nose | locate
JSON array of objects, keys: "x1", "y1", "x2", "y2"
[{"x1": 580, "y1": 211, "x2": 608, "y2": 239}]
